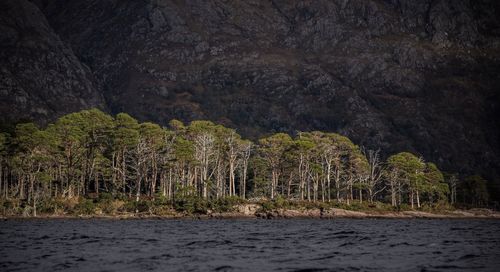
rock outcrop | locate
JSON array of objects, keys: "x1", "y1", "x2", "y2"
[
  {"x1": 1, "y1": 0, "x2": 499, "y2": 191},
  {"x1": 0, "y1": 0, "x2": 105, "y2": 125}
]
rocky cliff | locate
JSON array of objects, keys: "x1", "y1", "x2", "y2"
[
  {"x1": 1, "y1": 0, "x2": 500, "y2": 190},
  {"x1": 0, "y1": 0, "x2": 105, "y2": 125}
]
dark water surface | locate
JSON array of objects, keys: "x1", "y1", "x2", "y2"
[{"x1": 1, "y1": 219, "x2": 499, "y2": 271}]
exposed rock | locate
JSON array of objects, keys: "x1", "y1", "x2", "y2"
[
  {"x1": 322, "y1": 208, "x2": 375, "y2": 218},
  {"x1": 0, "y1": 0, "x2": 105, "y2": 125},
  {"x1": 1, "y1": 0, "x2": 499, "y2": 192},
  {"x1": 236, "y1": 204, "x2": 260, "y2": 216},
  {"x1": 402, "y1": 211, "x2": 447, "y2": 218},
  {"x1": 277, "y1": 208, "x2": 322, "y2": 218}
]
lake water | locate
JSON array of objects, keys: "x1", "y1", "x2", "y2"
[{"x1": 1, "y1": 218, "x2": 499, "y2": 271}]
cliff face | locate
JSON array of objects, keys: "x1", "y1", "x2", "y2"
[
  {"x1": 0, "y1": 0, "x2": 105, "y2": 124},
  {"x1": 1, "y1": 1, "x2": 500, "y2": 184}
]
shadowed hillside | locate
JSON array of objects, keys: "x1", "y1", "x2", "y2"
[{"x1": 1, "y1": 0, "x2": 499, "y2": 197}]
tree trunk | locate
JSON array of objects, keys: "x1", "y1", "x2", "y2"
[
  {"x1": 271, "y1": 170, "x2": 276, "y2": 199},
  {"x1": 313, "y1": 175, "x2": 318, "y2": 202},
  {"x1": 335, "y1": 166, "x2": 341, "y2": 202},
  {"x1": 19, "y1": 175, "x2": 25, "y2": 199},
  {"x1": 111, "y1": 153, "x2": 116, "y2": 191},
  {"x1": 350, "y1": 184, "x2": 353, "y2": 202},
  {"x1": 33, "y1": 192, "x2": 37, "y2": 217},
  {"x1": 0, "y1": 160, "x2": 3, "y2": 198},
  {"x1": 321, "y1": 177, "x2": 325, "y2": 202},
  {"x1": 397, "y1": 180, "x2": 402, "y2": 206},
  {"x1": 410, "y1": 189, "x2": 414, "y2": 209},
  {"x1": 94, "y1": 171, "x2": 99, "y2": 196},
  {"x1": 390, "y1": 180, "x2": 396, "y2": 207},
  {"x1": 416, "y1": 189, "x2": 420, "y2": 208},
  {"x1": 229, "y1": 158, "x2": 236, "y2": 197},
  {"x1": 326, "y1": 162, "x2": 331, "y2": 202},
  {"x1": 287, "y1": 173, "x2": 292, "y2": 198},
  {"x1": 307, "y1": 173, "x2": 311, "y2": 201},
  {"x1": 168, "y1": 168, "x2": 172, "y2": 200},
  {"x1": 135, "y1": 174, "x2": 141, "y2": 213},
  {"x1": 122, "y1": 150, "x2": 127, "y2": 194},
  {"x1": 241, "y1": 164, "x2": 248, "y2": 199}
]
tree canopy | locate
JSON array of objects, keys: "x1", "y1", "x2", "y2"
[{"x1": 0, "y1": 109, "x2": 492, "y2": 216}]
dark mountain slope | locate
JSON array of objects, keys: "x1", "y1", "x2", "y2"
[
  {"x1": 0, "y1": 0, "x2": 105, "y2": 125},
  {"x1": 1, "y1": 0, "x2": 499, "y2": 190}
]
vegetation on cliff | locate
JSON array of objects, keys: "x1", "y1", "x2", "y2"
[{"x1": 0, "y1": 109, "x2": 491, "y2": 217}]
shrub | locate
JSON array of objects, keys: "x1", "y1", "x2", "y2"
[
  {"x1": 123, "y1": 200, "x2": 138, "y2": 213},
  {"x1": 94, "y1": 193, "x2": 128, "y2": 214},
  {"x1": 74, "y1": 198, "x2": 96, "y2": 215},
  {"x1": 259, "y1": 200, "x2": 275, "y2": 212},
  {"x1": 136, "y1": 200, "x2": 152, "y2": 213},
  {"x1": 274, "y1": 195, "x2": 289, "y2": 209},
  {"x1": 61, "y1": 197, "x2": 79, "y2": 212},
  {"x1": 37, "y1": 198, "x2": 61, "y2": 214},
  {"x1": 397, "y1": 204, "x2": 411, "y2": 211},
  {"x1": 153, "y1": 195, "x2": 170, "y2": 206},
  {"x1": 97, "y1": 192, "x2": 114, "y2": 201},
  {"x1": 174, "y1": 196, "x2": 207, "y2": 214},
  {"x1": 0, "y1": 199, "x2": 22, "y2": 215},
  {"x1": 99, "y1": 199, "x2": 126, "y2": 214},
  {"x1": 209, "y1": 196, "x2": 244, "y2": 213}
]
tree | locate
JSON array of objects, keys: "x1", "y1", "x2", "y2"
[
  {"x1": 172, "y1": 136, "x2": 195, "y2": 198},
  {"x1": 460, "y1": 175, "x2": 489, "y2": 207},
  {"x1": 158, "y1": 128, "x2": 176, "y2": 199},
  {"x1": 363, "y1": 148, "x2": 384, "y2": 203},
  {"x1": 0, "y1": 133, "x2": 7, "y2": 198},
  {"x1": 329, "y1": 134, "x2": 356, "y2": 202},
  {"x1": 423, "y1": 163, "x2": 448, "y2": 204},
  {"x1": 292, "y1": 134, "x2": 315, "y2": 200},
  {"x1": 79, "y1": 109, "x2": 114, "y2": 196},
  {"x1": 444, "y1": 173, "x2": 458, "y2": 204},
  {"x1": 258, "y1": 133, "x2": 293, "y2": 199},
  {"x1": 138, "y1": 122, "x2": 165, "y2": 198},
  {"x1": 384, "y1": 167, "x2": 400, "y2": 207},
  {"x1": 0, "y1": 108, "x2": 491, "y2": 215},
  {"x1": 52, "y1": 112, "x2": 86, "y2": 198},
  {"x1": 239, "y1": 140, "x2": 252, "y2": 199},
  {"x1": 112, "y1": 113, "x2": 139, "y2": 195},
  {"x1": 347, "y1": 147, "x2": 369, "y2": 204},
  {"x1": 12, "y1": 123, "x2": 58, "y2": 215},
  {"x1": 189, "y1": 121, "x2": 217, "y2": 199},
  {"x1": 225, "y1": 130, "x2": 241, "y2": 197},
  {"x1": 13, "y1": 123, "x2": 41, "y2": 201},
  {"x1": 387, "y1": 152, "x2": 425, "y2": 208}
]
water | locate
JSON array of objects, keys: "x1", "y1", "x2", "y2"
[{"x1": 1, "y1": 218, "x2": 499, "y2": 271}]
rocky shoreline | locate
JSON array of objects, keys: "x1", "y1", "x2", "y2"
[
  {"x1": 2, "y1": 205, "x2": 500, "y2": 220},
  {"x1": 252, "y1": 208, "x2": 500, "y2": 219}
]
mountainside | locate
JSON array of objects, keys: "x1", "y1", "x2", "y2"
[
  {"x1": 0, "y1": 0, "x2": 105, "y2": 124},
  {"x1": 1, "y1": 0, "x2": 500, "y2": 187}
]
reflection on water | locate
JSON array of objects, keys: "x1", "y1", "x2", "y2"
[{"x1": 1, "y1": 219, "x2": 499, "y2": 271}]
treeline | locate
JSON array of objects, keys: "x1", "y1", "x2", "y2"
[{"x1": 0, "y1": 109, "x2": 490, "y2": 214}]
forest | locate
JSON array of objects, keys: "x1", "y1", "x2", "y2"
[{"x1": 0, "y1": 109, "x2": 491, "y2": 216}]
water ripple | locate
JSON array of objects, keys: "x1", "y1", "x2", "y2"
[{"x1": 0, "y1": 219, "x2": 499, "y2": 271}]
